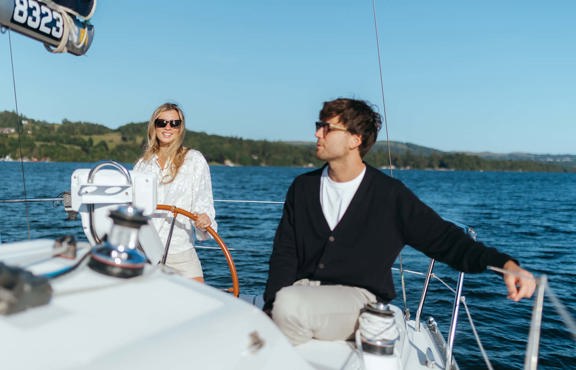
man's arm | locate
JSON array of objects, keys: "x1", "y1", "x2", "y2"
[{"x1": 396, "y1": 181, "x2": 536, "y2": 301}]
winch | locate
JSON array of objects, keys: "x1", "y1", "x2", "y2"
[
  {"x1": 88, "y1": 205, "x2": 148, "y2": 278},
  {"x1": 358, "y1": 301, "x2": 400, "y2": 355}
]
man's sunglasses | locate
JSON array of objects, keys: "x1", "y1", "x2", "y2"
[
  {"x1": 155, "y1": 119, "x2": 182, "y2": 128},
  {"x1": 315, "y1": 121, "x2": 348, "y2": 136}
]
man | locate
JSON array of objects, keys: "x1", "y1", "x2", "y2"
[{"x1": 263, "y1": 98, "x2": 535, "y2": 345}]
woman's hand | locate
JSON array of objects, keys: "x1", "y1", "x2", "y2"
[{"x1": 194, "y1": 213, "x2": 212, "y2": 230}]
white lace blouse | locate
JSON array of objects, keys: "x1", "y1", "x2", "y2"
[{"x1": 134, "y1": 149, "x2": 217, "y2": 254}]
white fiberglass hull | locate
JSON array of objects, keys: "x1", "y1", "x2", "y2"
[{"x1": 0, "y1": 246, "x2": 312, "y2": 370}]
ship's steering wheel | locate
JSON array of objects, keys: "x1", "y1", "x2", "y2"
[{"x1": 156, "y1": 204, "x2": 239, "y2": 297}]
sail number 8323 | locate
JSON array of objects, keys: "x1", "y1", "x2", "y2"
[{"x1": 12, "y1": 0, "x2": 64, "y2": 40}]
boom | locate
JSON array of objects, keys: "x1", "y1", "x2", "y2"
[{"x1": 0, "y1": 0, "x2": 95, "y2": 55}]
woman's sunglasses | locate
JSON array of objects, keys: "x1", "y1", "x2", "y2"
[{"x1": 155, "y1": 119, "x2": 182, "y2": 128}]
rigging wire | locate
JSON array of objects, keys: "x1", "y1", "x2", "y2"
[
  {"x1": 545, "y1": 282, "x2": 576, "y2": 341},
  {"x1": 371, "y1": 0, "x2": 409, "y2": 319},
  {"x1": 371, "y1": 0, "x2": 393, "y2": 177},
  {"x1": 7, "y1": 29, "x2": 31, "y2": 239},
  {"x1": 460, "y1": 296, "x2": 495, "y2": 370}
]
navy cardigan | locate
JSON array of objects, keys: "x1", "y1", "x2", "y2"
[{"x1": 263, "y1": 165, "x2": 512, "y2": 310}]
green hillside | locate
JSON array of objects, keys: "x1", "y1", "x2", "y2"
[{"x1": 0, "y1": 111, "x2": 573, "y2": 172}]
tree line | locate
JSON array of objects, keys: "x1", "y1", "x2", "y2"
[{"x1": 0, "y1": 111, "x2": 572, "y2": 172}]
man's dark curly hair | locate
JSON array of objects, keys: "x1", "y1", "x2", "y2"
[{"x1": 319, "y1": 98, "x2": 382, "y2": 157}]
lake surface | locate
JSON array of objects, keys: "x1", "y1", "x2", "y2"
[{"x1": 0, "y1": 161, "x2": 574, "y2": 369}]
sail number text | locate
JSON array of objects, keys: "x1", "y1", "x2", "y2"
[{"x1": 12, "y1": 0, "x2": 64, "y2": 40}]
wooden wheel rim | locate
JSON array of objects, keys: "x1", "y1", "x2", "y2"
[{"x1": 156, "y1": 204, "x2": 240, "y2": 297}]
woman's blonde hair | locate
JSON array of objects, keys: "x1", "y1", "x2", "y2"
[{"x1": 141, "y1": 102, "x2": 188, "y2": 183}]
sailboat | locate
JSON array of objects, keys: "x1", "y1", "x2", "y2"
[
  {"x1": 1, "y1": 1, "x2": 574, "y2": 369},
  {"x1": 1, "y1": 159, "x2": 546, "y2": 370}
]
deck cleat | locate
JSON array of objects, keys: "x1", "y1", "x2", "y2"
[{"x1": 0, "y1": 262, "x2": 52, "y2": 315}]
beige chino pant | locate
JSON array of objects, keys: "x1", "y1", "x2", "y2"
[
  {"x1": 271, "y1": 279, "x2": 376, "y2": 345},
  {"x1": 165, "y1": 248, "x2": 203, "y2": 279}
]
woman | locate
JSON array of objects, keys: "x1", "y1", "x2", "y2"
[{"x1": 134, "y1": 102, "x2": 216, "y2": 282}]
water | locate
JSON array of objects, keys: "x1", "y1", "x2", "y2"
[{"x1": 1, "y1": 162, "x2": 575, "y2": 369}]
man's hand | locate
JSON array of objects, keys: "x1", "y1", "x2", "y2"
[{"x1": 502, "y1": 260, "x2": 536, "y2": 301}]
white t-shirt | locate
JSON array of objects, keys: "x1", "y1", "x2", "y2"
[{"x1": 320, "y1": 166, "x2": 366, "y2": 230}]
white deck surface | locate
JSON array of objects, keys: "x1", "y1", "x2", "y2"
[
  {"x1": 1, "y1": 252, "x2": 313, "y2": 370},
  {"x1": 1, "y1": 242, "x2": 450, "y2": 370}
]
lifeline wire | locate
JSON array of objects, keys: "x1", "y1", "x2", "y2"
[
  {"x1": 7, "y1": 29, "x2": 31, "y2": 239},
  {"x1": 0, "y1": 197, "x2": 65, "y2": 203},
  {"x1": 0, "y1": 197, "x2": 285, "y2": 205}
]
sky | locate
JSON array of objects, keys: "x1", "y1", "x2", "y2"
[{"x1": 1, "y1": 1, "x2": 574, "y2": 155}]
